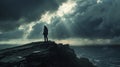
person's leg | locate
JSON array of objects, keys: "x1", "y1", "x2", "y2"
[
  {"x1": 46, "y1": 36, "x2": 48, "y2": 42},
  {"x1": 45, "y1": 35, "x2": 47, "y2": 42},
  {"x1": 45, "y1": 37, "x2": 47, "y2": 42},
  {"x1": 44, "y1": 36, "x2": 46, "y2": 42}
]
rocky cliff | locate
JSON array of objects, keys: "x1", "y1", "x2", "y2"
[{"x1": 0, "y1": 41, "x2": 97, "y2": 67}]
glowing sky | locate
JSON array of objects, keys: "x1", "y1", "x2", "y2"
[
  {"x1": 0, "y1": 0, "x2": 120, "y2": 45},
  {"x1": 40, "y1": 0, "x2": 76, "y2": 24}
]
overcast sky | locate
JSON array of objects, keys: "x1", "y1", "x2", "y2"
[{"x1": 0, "y1": 0, "x2": 120, "y2": 45}]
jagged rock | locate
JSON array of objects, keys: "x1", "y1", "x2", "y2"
[{"x1": 0, "y1": 41, "x2": 97, "y2": 67}]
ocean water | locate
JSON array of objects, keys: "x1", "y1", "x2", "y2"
[{"x1": 71, "y1": 45, "x2": 120, "y2": 67}]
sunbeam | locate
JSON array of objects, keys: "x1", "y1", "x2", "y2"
[{"x1": 39, "y1": 0, "x2": 76, "y2": 24}]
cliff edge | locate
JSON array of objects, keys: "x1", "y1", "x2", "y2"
[{"x1": 0, "y1": 41, "x2": 97, "y2": 67}]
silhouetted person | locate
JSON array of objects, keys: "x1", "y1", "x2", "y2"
[{"x1": 43, "y1": 25, "x2": 48, "y2": 42}]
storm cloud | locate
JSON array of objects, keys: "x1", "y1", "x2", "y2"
[
  {"x1": 1, "y1": 0, "x2": 120, "y2": 44},
  {"x1": 47, "y1": 0, "x2": 120, "y2": 39},
  {"x1": 0, "y1": 0, "x2": 67, "y2": 32}
]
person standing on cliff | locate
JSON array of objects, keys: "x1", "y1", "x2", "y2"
[{"x1": 43, "y1": 25, "x2": 48, "y2": 42}]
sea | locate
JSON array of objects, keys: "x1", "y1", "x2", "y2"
[{"x1": 71, "y1": 45, "x2": 120, "y2": 67}]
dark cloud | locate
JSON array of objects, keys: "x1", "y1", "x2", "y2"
[
  {"x1": 0, "y1": 30, "x2": 24, "y2": 41},
  {"x1": 0, "y1": 0, "x2": 67, "y2": 32},
  {"x1": 50, "y1": 21, "x2": 71, "y2": 39},
  {"x1": 1, "y1": 0, "x2": 120, "y2": 42},
  {"x1": 46, "y1": 0, "x2": 120, "y2": 39},
  {"x1": 0, "y1": 21, "x2": 21, "y2": 32}
]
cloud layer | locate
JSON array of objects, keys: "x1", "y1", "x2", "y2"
[
  {"x1": 0, "y1": 0, "x2": 67, "y2": 32},
  {"x1": 47, "y1": 0, "x2": 120, "y2": 39},
  {"x1": 1, "y1": 0, "x2": 120, "y2": 44}
]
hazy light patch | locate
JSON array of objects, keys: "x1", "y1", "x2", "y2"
[
  {"x1": 97, "y1": 0, "x2": 102, "y2": 4},
  {"x1": 56, "y1": 0, "x2": 77, "y2": 17},
  {"x1": 0, "y1": 32, "x2": 2, "y2": 34},
  {"x1": 39, "y1": 0, "x2": 77, "y2": 24},
  {"x1": 40, "y1": 12, "x2": 55, "y2": 24},
  {"x1": 18, "y1": 22, "x2": 36, "y2": 39},
  {"x1": 18, "y1": 18, "x2": 26, "y2": 22},
  {"x1": 0, "y1": 39, "x2": 42, "y2": 45},
  {"x1": 0, "y1": 38, "x2": 117, "y2": 46},
  {"x1": 56, "y1": 38, "x2": 112, "y2": 46}
]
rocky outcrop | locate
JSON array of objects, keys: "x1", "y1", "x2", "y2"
[{"x1": 0, "y1": 41, "x2": 97, "y2": 67}]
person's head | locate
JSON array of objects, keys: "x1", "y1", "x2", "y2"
[
  {"x1": 44, "y1": 25, "x2": 48, "y2": 29},
  {"x1": 44, "y1": 25, "x2": 47, "y2": 27}
]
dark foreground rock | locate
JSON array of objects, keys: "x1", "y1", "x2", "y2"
[{"x1": 0, "y1": 41, "x2": 97, "y2": 67}]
